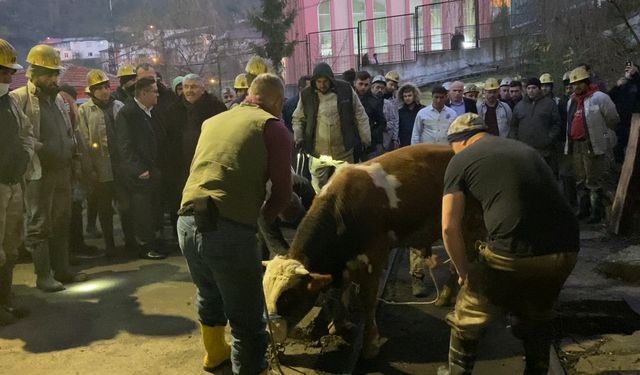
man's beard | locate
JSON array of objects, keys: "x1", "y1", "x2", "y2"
[{"x1": 39, "y1": 83, "x2": 59, "y2": 97}]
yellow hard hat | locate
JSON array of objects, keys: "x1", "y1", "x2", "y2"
[
  {"x1": 0, "y1": 39, "x2": 23, "y2": 70},
  {"x1": 569, "y1": 66, "x2": 590, "y2": 84},
  {"x1": 87, "y1": 69, "x2": 110, "y2": 90},
  {"x1": 26, "y1": 44, "x2": 62, "y2": 70},
  {"x1": 539, "y1": 73, "x2": 553, "y2": 84},
  {"x1": 484, "y1": 78, "x2": 500, "y2": 90},
  {"x1": 234, "y1": 73, "x2": 249, "y2": 89},
  {"x1": 464, "y1": 83, "x2": 479, "y2": 94},
  {"x1": 245, "y1": 56, "x2": 270, "y2": 76},
  {"x1": 385, "y1": 70, "x2": 400, "y2": 83},
  {"x1": 116, "y1": 64, "x2": 136, "y2": 77}
]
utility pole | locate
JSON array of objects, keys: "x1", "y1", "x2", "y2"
[{"x1": 108, "y1": 0, "x2": 118, "y2": 73}]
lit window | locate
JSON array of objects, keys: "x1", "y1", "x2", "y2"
[
  {"x1": 318, "y1": 1, "x2": 331, "y2": 56},
  {"x1": 373, "y1": 0, "x2": 387, "y2": 54},
  {"x1": 352, "y1": 0, "x2": 365, "y2": 53},
  {"x1": 431, "y1": 3, "x2": 443, "y2": 51}
]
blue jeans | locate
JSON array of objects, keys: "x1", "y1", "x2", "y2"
[{"x1": 177, "y1": 215, "x2": 267, "y2": 375}]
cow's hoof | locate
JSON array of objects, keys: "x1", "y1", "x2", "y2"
[
  {"x1": 434, "y1": 286, "x2": 453, "y2": 307},
  {"x1": 362, "y1": 336, "x2": 388, "y2": 359}
]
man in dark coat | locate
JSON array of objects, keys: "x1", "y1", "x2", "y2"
[
  {"x1": 445, "y1": 81, "x2": 477, "y2": 116},
  {"x1": 398, "y1": 83, "x2": 425, "y2": 147},
  {"x1": 355, "y1": 70, "x2": 386, "y2": 160},
  {"x1": 114, "y1": 77, "x2": 166, "y2": 260},
  {"x1": 160, "y1": 73, "x2": 227, "y2": 234},
  {"x1": 609, "y1": 62, "x2": 640, "y2": 163},
  {"x1": 509, "y1": 77, "x2": 562, "y2": 176}
]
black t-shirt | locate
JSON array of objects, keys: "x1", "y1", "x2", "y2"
[{"x1": 443, "y1": 135, "x2": 579, "y2": 257}]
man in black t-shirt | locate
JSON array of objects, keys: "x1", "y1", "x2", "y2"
[{"x1": 438, "y1": 113, "x2": 579, "y2": 375}]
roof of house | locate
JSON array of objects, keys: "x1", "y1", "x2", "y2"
[{"x1": 9, "y1": 64, "x2": 119, "y2": 99}]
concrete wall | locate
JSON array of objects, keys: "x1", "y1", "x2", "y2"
[{"x1": 364, "y1": 36, "x2": 521, "y2": 87}]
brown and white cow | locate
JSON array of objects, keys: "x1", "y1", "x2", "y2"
[{"x1": 263, "y1": 144, "x2": 484, "y2": 359}]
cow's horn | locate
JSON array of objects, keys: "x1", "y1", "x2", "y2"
[
  {"x1": 294, "y1": 266, "x2": 310, "y2": 275},
  {"x1": 261, "y1": 260, "x2": 270, "y2": 267}
]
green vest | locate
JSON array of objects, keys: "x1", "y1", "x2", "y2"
[{"x1": 181, "y1": 103, "x2": 275, "y2": 226}]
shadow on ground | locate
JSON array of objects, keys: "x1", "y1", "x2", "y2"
[{"x1": 0, "y1": 262, "x2": 197, "y2": 353}]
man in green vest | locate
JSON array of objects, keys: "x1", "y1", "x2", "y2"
[{"x1": 178, "y1": 73, "x2": 292, "y2": 375}]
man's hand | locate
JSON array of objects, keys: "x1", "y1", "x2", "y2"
[
  {"x1": 294, "y1": 139, "x2": 304, "y2": 150},
  {"x1": 138, "y1": 170, "x2": 150, "y2": 179}
]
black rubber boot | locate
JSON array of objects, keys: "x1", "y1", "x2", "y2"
[
  {"x1": 587, "y1": 189, "x2": 604, "y2": 224},
  {"x1": 575, "y1": 189, "x2": 590, "y2": 219},
  {"x1": 438, "y1": 332, "x2": 479, "y2": 375}
]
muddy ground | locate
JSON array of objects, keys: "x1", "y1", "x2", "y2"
[{"x1": 1, "y1": 227, "x2": 639, "y2": 374}]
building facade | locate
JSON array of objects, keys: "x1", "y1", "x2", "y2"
[{"x1": 284, "y1": 0, "x2": 506, "y2": 84}]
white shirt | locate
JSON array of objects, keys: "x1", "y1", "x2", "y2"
[
  {"x1": 411, "y1": 105, "x2": 457, "y2": 145},
  {"x1": 134, "y1": 98, "x2": 153, "y2": 118}
]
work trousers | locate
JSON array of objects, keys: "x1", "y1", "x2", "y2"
[
  {"x1": 572, "y1": 141, "x2": 608, "y2": 192},
  {"x1": 25, "y1": 167, "x2": 73, "y2": 276},
  {"x1": 178, "y1": 215, "x2": 268, "y2": 375},
  {"x1": 0, "y1": 183, "x2": 24, "y2": 305},
  {"x1": 92, "y1": 182, "x2": 115, "y2": 250}
]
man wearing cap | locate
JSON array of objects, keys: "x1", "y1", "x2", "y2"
[
  {"x1": 172, "y1": 76, "x2": 184, "y2": 97},
  {"x1": 230, "y1": 56, "x2": 271, "y2": 108},
  {"x1": 77, "y1": 70, "x2": 126, "y2": 258},
  {"x1": 11, "y1": 44, "x2": 88, "y2": 291},
  {"x1": 0, "y1": 39, "x2": 34, "y2": 322},
  {"x1": 439, "y1": 113, "x2": 579, "y2": 375},
  {"x1": 558, "y1": 72, "x2": 577, "y2": 209},
  {"x1": 293, "y1": 63, "x2": 370, "y2": 192},
  {"x1": 509, "y1": 77, "x2": 562, "y2": 175},
  {"x1": 446, "y1": 81, "x2": 478, "y2": 117},
  {"x1": 499, "y1": 77, "x2": 513, "y2": 108},
  {"x1": 566, "y1": 66, "x2": 619, "y2": 223},
  {"x1": 540, "y1": 73, "x2": 559, "y2": 105},
  {"x1": 463, "y1": 84, "x2": 479, "y2": 102},
  {"x1": 383, "y1": 70, "x2": 400, "y2": 100},
  {"x1": 476, "y1": 78, "x2": 512, "y2": 137},
  {"x1": 112, "y1": 64, "x2": 137, "y2": 103},
  {"x1": 372, "y1": 75, "x2": 399, "y2": 151}
]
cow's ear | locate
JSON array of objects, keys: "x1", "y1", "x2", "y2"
[{"x1": 306, "y1": 273, "x2": 333, "y2": 293}]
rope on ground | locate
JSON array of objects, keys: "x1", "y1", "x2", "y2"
[{"x1": 378, "y1": 258, "x2": 452, "y2": 306}]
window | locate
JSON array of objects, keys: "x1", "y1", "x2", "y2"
[
  {"x1": 88, "y1": 52, "x2": 93, "y2": 57},
  {"x1": 373, "y1": 0, "x2": 387, "y2": 53},
  {"x1": 463, "y1": 0, "x2": 476, "y2": 46},
  {"x1": 64, "y1": 52, "x2": 69, "y2": 58},
  {"x1": 352, "y1": 0, "x2": 365, "y2": 53},
  {"x1": 430, "y1": 3, "x2": 442, "y2": 51},
  {"x1": 318, "y1": 1, "x2": 331, "y2": 56},
  {"x1": 410, "y1": 0, "x2": 423, "y2": 51}
]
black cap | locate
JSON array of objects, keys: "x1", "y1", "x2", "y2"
[{"x1": 526, "y1": 77, "x2": 541, "y2": 88}]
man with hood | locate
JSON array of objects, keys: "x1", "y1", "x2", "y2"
[
  {"x1": 77, "y1": 70, "x2": 126, "y2": 258},
  {"x1": 509, "y1": 77, "x2": 562, "y2": 176},
  {"x1": 160, "y1": 73, "x2": 227, "y2": 235},
  {"x1": 11, "y1": 44, "x2": 88, "y2": 291},
  {"x1": 567, "y1": 67, "x2": 619, "y2": 224},
  {"x1": 292, "y1": 62, "x2": 370, "y2": 192}
]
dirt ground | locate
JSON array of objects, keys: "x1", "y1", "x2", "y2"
[{"x1": 1, "y1": 227, "x2": 638, "y2": 374}]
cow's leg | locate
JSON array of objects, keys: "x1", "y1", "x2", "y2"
[{"x1": 356, "y1": 251, "x2": 390, "y2": 359}]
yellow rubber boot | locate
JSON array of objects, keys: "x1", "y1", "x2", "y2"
[{"x1": 201, "y1": 324, "x2": 231, "y2": 372}]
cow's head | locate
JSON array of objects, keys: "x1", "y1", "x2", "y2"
[{"x1": 263, "y1": 256, "x2": 333, "y2": 339}]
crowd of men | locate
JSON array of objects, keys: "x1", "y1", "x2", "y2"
[{"x1": 2, "y1": 35, "x2": 640, "y2": 374}]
